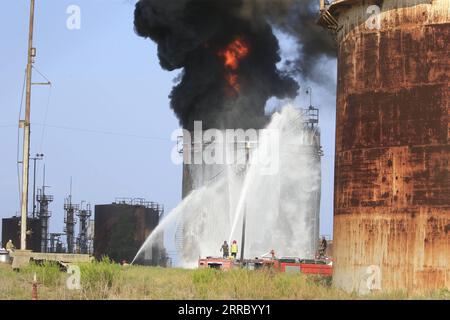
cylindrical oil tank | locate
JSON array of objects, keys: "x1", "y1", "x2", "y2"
[
  {"x1": 1, "y1": 217, "x2": 41, "y2": 252},
  {"x1": 177, "y1": 108, "x2": 322, "y2": 266},
  {"x1": 321, "y1": 0, "x2": 449, "y2": 293},
  {"x1": 94, "y1": 201, "x2": 164, "y2": 265}
]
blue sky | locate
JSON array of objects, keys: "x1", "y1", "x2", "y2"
[{"x1": 0, "y1": 0, "x2": 336, "y2": 258}]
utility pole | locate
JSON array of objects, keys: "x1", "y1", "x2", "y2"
[{"x1": 19, "y1": 0, "x2": 36, "y2": 250}]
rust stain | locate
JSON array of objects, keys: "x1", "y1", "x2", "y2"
[{"x1": 329, "y1": 0, "x2": 450, "y2": 294}]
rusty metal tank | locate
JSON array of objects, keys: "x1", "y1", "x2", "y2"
[
  {"x1": 319, "y1": 0, "x2": 449, "y2": 294},
  {"x1": 2, "y1": 217, "x2": 41, "y2": 253},
  {"x1": 94, "y1": 199, "x2": 164, "y2": 265}
]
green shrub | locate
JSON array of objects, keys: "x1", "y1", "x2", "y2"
[
  {"x1": 427, "y1": 288, "x2": 450, "y2": 300},
  {"x1": 192, "y1": 268, "x2": 222, "y2": 298},
  {"x1": 274, "y1": 274, "x2": 293, "y2": 296},
  {"x1": 79, "y1": 256, "x2": 121, "y2": 297},
  {"x1": 308, "y1": 274, "x2": 332, "y2": 287},
  {"x1": 23, "y1": 261, "x2": 62, "y2": 287},
  {"x1": 192, "y1": 268, "x2": 218, "y2": 285}
]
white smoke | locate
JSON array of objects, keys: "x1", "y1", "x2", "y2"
[{"x1": 133, "y1": 105, "x2": 321, "y2": 267}]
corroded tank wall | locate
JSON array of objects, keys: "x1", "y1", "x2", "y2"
[
  {"x1": 94, "y1": 203, "x2": 162, "y2": 265},
  {"x1": 329, "y1": 0, "x2": 449, "y2": 293}
]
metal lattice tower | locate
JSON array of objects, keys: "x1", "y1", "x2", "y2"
[
  {"x1": 64, "y1": 197, "x2": 79, "y2": 254},
  {"x1": 36, "y1": 187, "x2": 53, "y2": 252},
  {"x1": 77, "y1": 203, "x2": 91, "y2": 254},
  {"x1": 49, "y1": 233, "x2": 64, "y2": 253}
]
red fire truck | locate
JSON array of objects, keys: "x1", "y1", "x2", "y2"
[
  {"x1": 274, "y1": 257, "x2": 332, "y2": 276},
  {"x1": 198, "y1": 256, "x2": 332, "y2": 276}
]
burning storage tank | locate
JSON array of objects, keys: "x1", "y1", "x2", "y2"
[
  {"x1": 319, "y1": 0, "x2": 449, "y2": 293},
  {"x1": 176, "y1": 107, "x2": 323, "y2": 265},
  {"x1": 94, "y1": 198, "x2": 166, "y2": 265},
  {"x1": 133, "y1": 0, "x2": 336, "y2": 266}
]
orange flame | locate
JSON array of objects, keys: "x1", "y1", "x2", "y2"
[
  {"x1": 218, "y1": 38, "x2": 249, "y2": 94},
  {"x1": 226, "y1": 74, "x2": 239, "y2": 91}
]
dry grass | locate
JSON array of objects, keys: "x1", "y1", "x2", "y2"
[{"x1": 0, "y1": 262, "x2": 448, "y2": 300}]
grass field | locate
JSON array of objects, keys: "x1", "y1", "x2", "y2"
[{"x1": 0, "y1": 260, "x2": 448, "y2": 300}]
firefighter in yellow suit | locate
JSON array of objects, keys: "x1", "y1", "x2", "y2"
[{"x1": 231, "y1": 240, "x2": 238, "y2": 259}]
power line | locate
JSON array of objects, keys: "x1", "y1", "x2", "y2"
[{"x1": 31, "y1": 122, "x2": 173, "y2": 142}]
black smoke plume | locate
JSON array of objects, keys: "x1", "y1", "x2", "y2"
[
  {"x1": 262, "y1": 0, "x2": 337, "y2": 85},
  {"x1": 134, "y1": 0, "x2": 335, "y2": 130}
]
